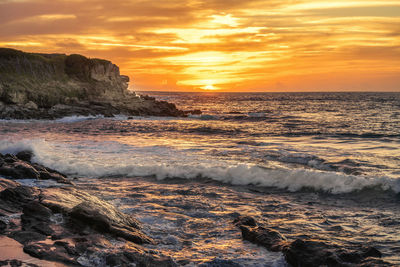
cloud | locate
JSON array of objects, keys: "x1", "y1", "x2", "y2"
[{"x1": 0, "y1": 0, "x2": 399, "y2": 91}]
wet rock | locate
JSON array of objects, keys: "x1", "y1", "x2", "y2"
[
  {"x1": 0, "y1": 163, "x2": 169, "y2": 267},
  {"x1": 199, "y1": 258, "x2": 242, "y2": 267},
  {"x1": 3, "y1": 154, "x2": 18, "y2": 163},
  {"x1": 40, "y1": 187, "x2": 153, "y2": 244},
  {"x1": 0, "y1": 186, "x2": 39, "y2": 207},
  {"x1": 283, "y1": 239, "x2": 341, "y2": 266},
  {"x1": 0, "y1": 177, "x2": 20, "y2": 191},
  {"x1": 0, "y1": 152, "x2": 72, "y2": 184},
  {"x1": 105, "y1": 253, "x2": 132, "y2": 266},
  {"x1": 240, "y1": 224, "x2": 286, "y2": 252},
  {"x1": 233, "y1": 215, "x2": 257, "y2": 227},
  {"x1": 38, "y1": 170, "x2": 71, "y2": 184},
  {"x1": 23, "y1": 242, "x2": 79, "y2": 265},
  {"x1": 234, "y1": 216, "x2": 285, "y2": 252},
  {"x1": 122, "y1": 246, "x2": 177, "y2": 267},
  {"x1": 9, "y1": 231, "x2": 47, "y2": 244},
  {"x1": 0, "y1": 259, "x2": 39, "y2": 267},
  {"x1": 21, "y1": 201, "x2": 54, "y2": 236},
  {"x1": 234, "y1": 215, "x2": 388, "y2": 266},
  {"x1": 70, "y1": 200, "x2": 153, "y2": 244},
  {"x1": 15, "y1": 151, "x2": 34, "y2": 162},
  {"x1": 0, "y1": 220, "x2": 6, "y2": 233}
]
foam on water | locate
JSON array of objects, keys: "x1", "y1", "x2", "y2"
[
  {"x1": 1, "y1": 139, "x2": 398, "y2": 194},
  {"x1": 55, "y1": 115, "x2": 104, "y2": 123}
]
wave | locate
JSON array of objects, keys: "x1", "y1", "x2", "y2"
[
  {"x1": 0, "y1": 115, "x2": 104, "y2": 124},
  {"x1": 1, "y1": 139, "x2": 399, "y2": 195}
]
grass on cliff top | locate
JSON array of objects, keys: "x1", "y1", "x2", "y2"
[{"x1": 0, "y1": 48, "x2": 67, "y2": 64}]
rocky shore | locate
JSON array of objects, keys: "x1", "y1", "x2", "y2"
[
  {"x1": 234, "y1": 216, "x2": 389, "y2": 266},
  {"x1": 0, "y1": 48, "x2": 190, "y2": 119},
  {"x1": 0, "y1": 150, "x2": 390, "y2": 266},
  {"x1": 0, "y1": 152, "x2": 176, "y2": 266}
]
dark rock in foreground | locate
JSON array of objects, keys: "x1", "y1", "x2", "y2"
[
  {"x1": 0, "y1": 150, "x2": 176, "y2": 266},
  {"x1": 0, "y1": 180, "x2": 175, "y2": 266},
  {"x1": 0, "y1": 152, "x2": 71, "y2": 184},
  {"x1": 234, "y1": 215, "x2": 390, "y2": 266},
  {"x1": 0, "y1": 48, "x2": 186, "y2": 119}
]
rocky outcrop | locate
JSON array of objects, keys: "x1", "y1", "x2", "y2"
[
  {"x1": 0, "y1": 48, "x2": 185, "y2": 119},
  {"x1": 234, "y1": 215, "x2": 390, "y2": 266},
  {"x1": 0, "y1": 152, "x2": 71, "y2": 184},
  {"x1": 0, "y1": 154, "x2": 176, "y2": 266}
]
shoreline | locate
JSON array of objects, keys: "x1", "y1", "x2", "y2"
[
  {"x1": 0, "y1": 150, "x2": 394, "y2": 266},
  {"x1": 0, "y1": 48, "x2": 201, "y2": 120}
]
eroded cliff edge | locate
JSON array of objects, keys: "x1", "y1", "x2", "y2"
[{"x1": 0, "y1": 48, "x2": 185, "y2": 119}]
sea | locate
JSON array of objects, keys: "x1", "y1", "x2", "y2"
[{"x1": 1, "y1": 92, "x2": 400, "y2": 266}]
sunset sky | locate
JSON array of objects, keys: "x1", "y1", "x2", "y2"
[{"x1": 0, "y1": 0, "x2": 399, "y2": 92}]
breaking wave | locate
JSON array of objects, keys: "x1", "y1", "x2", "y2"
[{"x1": 1, "y1": 139, "x2": 399, "y2": 194}]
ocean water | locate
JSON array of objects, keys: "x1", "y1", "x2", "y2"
[{"x1": 1, "y1": 92, "x2": 400, "y2": 265}]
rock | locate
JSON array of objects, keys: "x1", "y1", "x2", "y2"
[
  {"x1": 40, "y1": 187, "x2": 153, "y2": 244},
  {"x1": 234, "y1": 215, "x2": 285, "y2": 252},
  {"x1": 199, "y1": 258, "x2": 242, "y2": 267},
  {"x1": 240, "y1": 224, "x2": 286, "y2": 252},
  {"x1": 3, "y1": 154, "x2": 18, "y2": 163},
  {"x1": 0, "y1": 152, "x2": 71, "y2": 184},
  {"x1": 0, "y1": 259, "x2": 39, "y2": 267},
  {"x1": 234, "y1": 215, "x2": 388, "y2": 266},
  {"x1": 283, "y1": 239, "x2": 341, "y2": 266},
  {"x1": 22, "y1": 201, "x2": 52, "y2": 220},
  {"x1": 0, "y1": 220, "x2": 6, "y2": 233},
  {"x1": 23, "y1": 242, "x2": 79, "y2": 265},
  {"x1": 38, "y1": 170, "x2": 71, "y2": 185},
  {"x1": 24, "y1": 101, "x2": 38, "y2": 110},
  {"x1": 15, "y1": 150, "x2": 34, "y2": 162},
  {"x1": 233, "y1": 215, "x2": 257, "y2": 227},
  {"x1": 10, "y1": 231, "x2": 47, "y2": 244},
  {"x1": 70, "y1": 200, "x2": 153, "y2": 244},
  {"x1": 20, "y1": 201, "x2": 54, "y2": 236},
  {"x1": 0, "y1": 177, "x2": 20, "y2": 191},
  {"x1": 0, "y1": 186, "x2": 39, "y2": 206},
  {"x1": 0, "y1": 161, "x2": 40, "y2": 179},
  {"x1": 0, "y1": 159, "x2": 171, "y2": 267},
  {"x1": 0, "y1": 48, "x2": 188, "y2": 119}
]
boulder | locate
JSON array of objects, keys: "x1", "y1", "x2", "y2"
[
  {"x1": 0, "y1": 152, "x2": 71, "y2": 184},
  {"x1": 24, "y1": 101, "x2": 38, "y2": 110},
  {"x1": 15, "y1": 150, "x2": 34, "y2": 162},
  {"x1": 234, "y1": 215, "x2": 388, "y2": 266},
  {"x1": 41, "y1": 187, "x2": 153, "y2": 244}
]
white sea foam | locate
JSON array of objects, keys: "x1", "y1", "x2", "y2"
[
  {"x1": 55, "y1": 115, "x2": 104, "y2": 123},
  {"x1": 0, "y1": 139, "x2": 399, "y2": 194}
]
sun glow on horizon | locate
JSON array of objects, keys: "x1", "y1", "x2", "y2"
[{"x1": 0, "y1": 0, "x2": 399, "y2": 91}]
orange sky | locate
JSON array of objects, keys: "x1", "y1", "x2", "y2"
[{"x1": 0, "y1": 0, "x2": 399, "y2": 92}]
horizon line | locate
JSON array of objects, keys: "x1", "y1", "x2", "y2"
[{"x1": 133, "y1": 90, "x2": 400, "y2": 93}]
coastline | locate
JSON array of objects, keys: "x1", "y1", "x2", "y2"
[
  {"x1": 0, "y1": 150, "x2": 393, "y2": 266},
  {"x1": 0, "y1": 48, "x2": 190, "y2": 119}
]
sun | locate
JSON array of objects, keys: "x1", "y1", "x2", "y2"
[{"x1": 202, "y1": 84, "x2": 218, "y2": 90}]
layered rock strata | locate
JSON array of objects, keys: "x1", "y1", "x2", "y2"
[{"x1": 0, "y1": 48, "x2": 185, "y2": 119}]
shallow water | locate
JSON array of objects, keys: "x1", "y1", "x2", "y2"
[
  {"x1": 75, "y1": 176, "x2": 400, "y2": 265},
  {"x1": 1, "y1": 92, "x2": 400, "y2": 265}
]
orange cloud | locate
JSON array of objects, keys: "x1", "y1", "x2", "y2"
[{"x1": 0, "y1": 0, "x2": 399, "y2": 91}]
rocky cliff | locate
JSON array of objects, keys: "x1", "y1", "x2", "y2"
[{"x1": 0, "y1": 48, "x2": 185, "y2": 119}]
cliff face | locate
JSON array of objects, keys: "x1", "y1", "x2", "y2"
[
  {"x1": 0, "y1": 48, "x2": 129, "y2": 107},
  {"x1": 0, "y1": 48, "x2": 185, "y2": 119}
]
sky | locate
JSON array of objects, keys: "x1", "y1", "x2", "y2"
[{"x1": 0, "y1": 0, "x2": 399, "y2": 92}]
